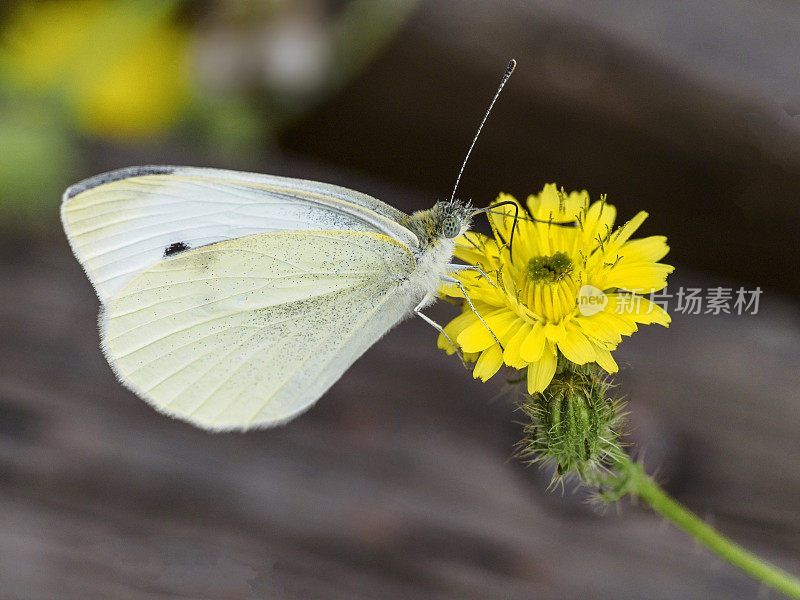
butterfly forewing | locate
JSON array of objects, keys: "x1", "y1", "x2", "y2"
[
  {"x1": 101, "y1": 230, "x2": 416, "y2": 430},
  {"x1": 62, "y1": 166, "x2": 418, "y2": 303}
]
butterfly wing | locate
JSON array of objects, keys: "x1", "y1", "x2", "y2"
[
  {"x1": 101, "y1": 229, "x2": 417, "y2": 430},
  {"x1": 62, "y1": 166, "x2": 418, "y2": 303}
]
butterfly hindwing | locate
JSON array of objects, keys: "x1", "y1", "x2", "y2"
[
  {"x1": 62, "y1": 166, "x2": 419, "y2": 303},
  {"x1": 101, "y1": 230, "x2": 416, "y2": 430}
]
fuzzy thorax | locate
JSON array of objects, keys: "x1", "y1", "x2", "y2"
[{"x1": 397, "y1": 200, "x2": 472, "y2": 308}]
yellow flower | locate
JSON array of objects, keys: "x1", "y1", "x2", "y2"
[
  {"x1": 0, "y1": 0, "x2": 189, "y2": 139},
  {"x1": 74, "y1": 23, "x2": 189, "y2": 138},
  {"x1": 439, "y1": 184, "x2": 674, "y2": 394}
]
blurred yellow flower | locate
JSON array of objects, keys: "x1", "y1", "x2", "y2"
[
  {"x1": 0, "y1": 0, "x2": 95, "y2": 90},
  {"x1": 74, "y1": 25, "x2": 189, "y2": 137},
  {"x1": 0, "y1": 0, "x2": 189, "y2": 138},
  {"x1": 439, "y1": 184, "x2": 674, "y2": 394}
]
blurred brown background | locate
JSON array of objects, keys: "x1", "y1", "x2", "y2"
[{"x1": 1, "y1": 1, "x2": 799, "y2": 599}]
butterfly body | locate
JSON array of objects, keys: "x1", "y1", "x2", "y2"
[{"x1": 397, "y1": 200, "x2": 473, "y2": 310}]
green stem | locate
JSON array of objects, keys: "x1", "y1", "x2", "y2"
[{"x1": 616, "y1": 458, "x2": 800, "y2": 599}]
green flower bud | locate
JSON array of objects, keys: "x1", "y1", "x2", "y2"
[{"x1": 517, "y1": 362, "x2": 626, "y2": 482}]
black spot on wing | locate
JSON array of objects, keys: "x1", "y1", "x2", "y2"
[
  {"x1": 164, "y1": 241, "x2": 190, "y2": 257},
  {"x1": 64, "y1": 165, "x2": 177, "y2": 199}
]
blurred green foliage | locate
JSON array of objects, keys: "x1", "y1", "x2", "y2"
[{"x1": 0, "y1": 93, "x2": 73, "y2": 220}]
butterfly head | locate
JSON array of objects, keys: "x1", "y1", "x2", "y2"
[
  {"x1": 436, "y1": 200, "x2": 472, "y2": 239},
  {"x1": 399, "y1": 200, "x2": 472, "y2": 252}
]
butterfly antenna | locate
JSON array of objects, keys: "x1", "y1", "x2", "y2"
[{"x1": 448, "y1": 59, "x2": 517, "y2": 205}]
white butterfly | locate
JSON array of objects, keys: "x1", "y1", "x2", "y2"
[{"x1": 61, "y1": 61, "x2": 516, "y2": 431}]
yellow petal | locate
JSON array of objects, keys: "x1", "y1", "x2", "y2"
[
  {"x1": 636, "y1": 298, "x2": 671, "y2": 326},
  {"x1": 578, "y1": 311, "x2": 636, "y2": 344},
  {"x1": 608, "y1": 295, "x2": 671, "y2": 326},
  {"x1": 526, "y1": 343, "x2": 557, "y2": 394},
  {"x1": 473, "y1": 344, "x2": 503, "y2": 381},
  {"x1": 528, "y1": 183, "x2": 561, "y2": 220},
  {"x1": 566, "y1": 189, "x2": 591, "y2": 214},
  {"x1": 495, "y1": 192, "x2": 519, "y2": 206},
  {"x1": 611, "y1": 211, "x2": 648, "y2": 246},
  {"x1": 455, "y1": 230, "x2": 492, "y2": 249},
  {"x1": 439, "y1": 281, "x2": 463, "y2": 299},
  {"x1": 437, "y1": 333, "x2": 457, "y2": 354},
  {"x1": 437, "y1": 310, "x2": 476, "y2": 353},
  {"x1": 583, "y1": 200, "x2": 616, "y2": 245},
  {"x1": 487, "y1": 193, "x2": 521, "y2": 241},
  {"x1": 619, "y1": 236, "x2": 670, "y2": 263},
  {"x1": 454, "y1": 231, "x2": 494, "y2": 264},
  {"x1": 519, "y1": 322, "x2": 546, "y2": 362},
  {"x1": 484, "y1": 310, "x2": 520, "y2": 339},
  {"x1": 456, "y1": 308, "x2": 506, "y2": 352},
  {"x1": 500, "y1": 319, "x2": 523, "y2": 344},
  {"x1": 557, "y1": 325, "x2": 596, "y2": 365},
  {"x1": 601, "y1": 262, "x2": 674, "y2": 292},
  {"x1": 593, "y1": 344, "x2": 619, "y2": 373},
  {"x1": 543, "y1": 321, "x2": 566, "y2": 343},
  {"x1": 503, "y1": 322, "x2": 532, "y2": 368}
]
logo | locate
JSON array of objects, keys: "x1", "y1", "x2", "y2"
[{"x1": 578, "y1": 285, "x2": 608, "y2": 316}]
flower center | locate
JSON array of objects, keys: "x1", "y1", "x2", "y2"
[{"x1": 526, "y1": 252, "x2": 573, "y2": 284}]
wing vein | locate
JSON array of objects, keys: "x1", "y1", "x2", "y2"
[{"x1": 139, "y1": 327, "x2": 255, "y2": 389}]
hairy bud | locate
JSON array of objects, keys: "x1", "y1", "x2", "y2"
[{"x1": 517, "y1": 362, "x2": 626, "y2": 482}]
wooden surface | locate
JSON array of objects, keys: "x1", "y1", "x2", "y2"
[
  {"x1": 1, "y1": 229, "x2": 798, "y2": 599},
  {"x1": 3, "y1": 1, "x2": 800, "y2": 596}
]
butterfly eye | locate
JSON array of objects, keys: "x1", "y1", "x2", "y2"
[{"x1": 442, "y1": 216, "x2": 461, "y2": 238}]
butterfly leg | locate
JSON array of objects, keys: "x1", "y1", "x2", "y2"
[
  {"x1": 440, "y1": 275, "x2": 504, "y2": 351},
  {"x1": 445, "y1": 263, "x2": 497, "y2": 288},
  {"x1": 414, "y1": 297, "x2": 469, "y2": 370}
]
